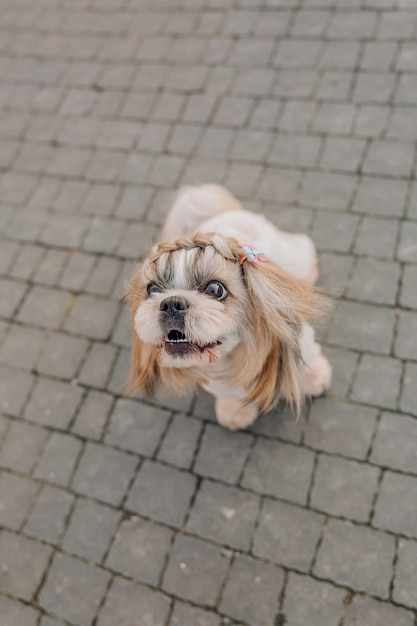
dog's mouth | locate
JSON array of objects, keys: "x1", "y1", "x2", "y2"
[{"x1": 163, "y1": 329, "x2": 221, "y2": 356}]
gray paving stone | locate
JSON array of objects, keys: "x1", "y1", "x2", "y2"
[
  {"x1": 395, "y1": 74, "x2": 417, "y2": 105},
  {"x1": 169, "y1": 602, "x2": 219, "y2": 626},
  {"x1": 87, "y1": 151, "x2": 126, "y2": 183},
  {"x1": 162, "y1": 534, "x2": 231, "y2": 606},
  {"x1": 64, "y1": 294, "x2": 119, "y2": 340},
  {"x1": 311, "y1": 212, "x2": 358, "y2": 253},
  {"x1": 97, "y1": 577, "x2": 171, "y2": 626},
  {"x1": 363, "y1": 140, "x2": 414, "y2": 177},
  {"x1": 157, "y1": 414, "x2": 202, "y2": 469},
  {"x1": 351, "y1": 354, "x2": 402, "y2": 409},
  {"x1": 106, "y1": 517, "x2": 172, "y2": 585},
  {"x1": 305, "y1": 398, "x2": 377, "y2": 460},
  {"x1": 299, "y1": 172, "x2": 355, "y2": 211},
  {"x1": 258, "y1": 167, "x2": 300, "y2": 204},
  {"x1": 321, "y1": 41, "x2": 360, "y2": 69},
  {"x1": 0, "y1": 420, "x2": 47, "y2": 473},
  {"x1": 36, "y1": 332, "x2": 88, "y2": 379},
  {"x1": 78, "y1": 343, "x2": 117, "y2": 389},
  {"x1": 249, "y1": 404, "x2": 303, "y2": 443},
  {"x1": 83, "y1": 217, "x2": 124, "y2": 254},
  {"x1": 182, "y1": 93, "x2": 218, "y2": 124},
  {"x1": 34, "y1": 431, "x2": 82, "y2": 486},
  {"x1": 0, "y1": 530, "x2": 51, "y2": 601},
  {"x1": 283, "y1": 573, "x2": 346, "y2": 626},
  {"x1": 395, "y1": 310, "x2": 417, "y2": 360},
  {"x1": 24, "y1": 377, "x2": 83, "y2": 428},
  {"x1": 355, "y1": 105, "x2": 390, "y2": 139},
  {"x1": 314, "y1": 518, "x2": 395, "y2": 597},
  {"x1": 253, "y1": 498, "x2": 324, "y2": 572},
  {"x1": 186, "y1": 480, "x2": 259, "y2": 550},
  {"x1": 0, "y1": 364, "x2": 34, "y2": 417},
  {"x1": 39, "y1": 552, "x2": 111, "y2": 626},
  {"x1": 326, "y1": 301, "x2": 395, "y2": 354},
  {"x1": 232, "y1": 68, "x2": 274, "y2": 96},
  {"x1": 371, "y1": 412, "x2": 417, "y2": 473},
  {"x1": 398, "y1": 220, "x2": 417, "y2": 263},
  {"x1": 354, "y1": 216, "x2": 399, "y2": 259},
  {"x1": 275, "y1": 39, "x2": 323, "y2": 68},
  {"x1": 7, "y1": 212, "x2": 46, "y2": 245},
  {"x1": 353, "y1": 177, "x2": 407, "y2": 218},
  {"x1": 231, "y1": 129, "x2": 272, "y2": 162},
  {"x1": 321, "y1": 346, "x2": 358, "y2": 399},
  {"x1": 279, "y1": 101, "x2": 315, "y2": 133},
  {"x1": 34, "y1": 249, "x2": 68, "y2": 286},
  {"x1": 393, "y1": 538, "x2": 417, "y2": 609},
  {"x1": 0, "y1": 472, "x2": 39, "y2": 531},
  {"x1": 106, "y1": 398, "x2": 170, "y2": 456},
  {"x1": 378, "y1": 11, "x2": 417, "y2": 39},
  {"x1": 317, "y1": 252, "x2": 354, "y2": 295},
  {"x1": 59, "y1": 251, "x2": 95, "y2": 291},
  {"x1": 242, "y1": 439, "x2": 315, "y2": 505},
  {"x1": 72, "y1": 442, "x2": 137, "y2": 506},
  {"x1": 0, "y1": 596, "x2": 39, "y2": 626},
  {"x1": 269, "y1": 134, "x2": 322, "y2": 169},
  {"x1": 127, "y1": 459, "x2": 196, "y2": 527},
  {"x1": 373, "y1": 471, "x2": 417, "y2": 538},
  {"x1": 63, "y1": 498, "x2": 121, "y2": 563},
  {"x1": 387, "y1": 107, "x2": 417, "y2": 141},
  {"x1": 71, "y1": 390, "x2": 113, "y2": 440},
  {"x1": 17, "y1": 286, "x2": 71, "y2": 330},
  {"x1": 24, "y1": 485, "x2": 74, "y2": 545},
  {"x1": 0, "y1": 240, "x2": 19, "y2": 274},
  {"x1": 344, "y1": 595, "x2": 415, "y2": 626},
  {"x1": 0, "y1": 278, "x2": 27, "y2": 318},
  {"x1": 10, "y1": 244, "x2": 44, "y2": 280},
  {"x1": 0, "y1": 325, "x2": 43, "y2": 371},
  {"x1": 317, "y1": 71, "x2": 353, "y2": 102},
  {"x1": 401, "y1": 362, "x2": 417, "y2": 416},
  {"x1": 219, "y1": 555, "x2": 284, "y2": 626},
  {"x1": 320, "y1": 137, "x2": 365, "y2": 173},
  {"x1": 117, "y1": 221, "x2": 159, "y2": 259},
  {"x1": 40, "y1": 617, "x2": 63, "y2": 626},
  {"x1": 194, "y1": 423, "x2": 253, "y2": 484},
  {"x1": 400, "y1": 265, "x2": 417, "y2": 309},
  {"x1": 311, "y1": 455, "x2": 379, "y2": 522},
  {"x1": 407, "y1": 181, "x2": 417, "y2": 219},
  {"x1": 354, "y1": 73, "x2": 396, "y2": 104},
  {"x1": 107, "y1": 347, "x2": 130, "y2": 394}
]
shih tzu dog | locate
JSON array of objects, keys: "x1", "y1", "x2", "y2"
[{"x1": 125, "y1": 185, "x2": 332, "y2": 430}]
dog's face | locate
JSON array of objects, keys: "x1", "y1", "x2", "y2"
[
  {"x1": 131, "y1": 235, "x2": 248, "y2": 368},
  {"x1": 126, "y1": 232, "x2": 330, "y2": 411}
]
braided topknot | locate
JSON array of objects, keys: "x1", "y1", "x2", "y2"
[{"x1": 148, "y1": 232, "x2": 242, "y2": 265}]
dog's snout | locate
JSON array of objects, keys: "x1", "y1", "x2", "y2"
[{"x1": 160, "y1": 296, "x2": 189, "y2": 316}]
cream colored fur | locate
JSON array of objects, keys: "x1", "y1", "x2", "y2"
[{"x1": 126, "y1": 185, "x2": 332, "y2": 430}]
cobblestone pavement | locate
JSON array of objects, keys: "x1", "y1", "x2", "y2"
[{"x1": 0, "y1": 0, "x2": 417, "y2": 625}]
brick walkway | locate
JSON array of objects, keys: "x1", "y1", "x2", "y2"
[{"x1": 1, "y1": 1, "x2": 417, "y2": 625}]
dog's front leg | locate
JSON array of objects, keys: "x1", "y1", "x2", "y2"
[
  {"x1": 299, "y1": 323, "x2": 332, "y2": 397},
  {"x1": 214, "y1": 396, "x2": 258, "y2": 431}
]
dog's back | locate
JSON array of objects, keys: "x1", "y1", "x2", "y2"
[{"x1": 161, "y1": 184, "x2": 241, "y2": 240}]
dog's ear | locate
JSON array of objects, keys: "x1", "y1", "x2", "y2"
[
  {"x1": 124, "y1": 268, "x2": 160, "y2": 397},
  {"x1": 239, "y1": 256, "x2": 331, "y2": 414}
]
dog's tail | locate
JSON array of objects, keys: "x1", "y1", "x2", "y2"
[{"x1": 161, "y1": 184, "x2": 242, "y2": 240}]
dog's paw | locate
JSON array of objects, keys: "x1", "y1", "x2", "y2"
[
  {"x1": 215, "y1": 397, "x2": 258, "y2": 430},
  {"x1": 305, "y1": 354, "x2": 332, "y2": 397}
]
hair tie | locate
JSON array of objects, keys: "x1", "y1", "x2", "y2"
[{"x1": 238, "y1": 243, "x2": 267, "y2": 266}]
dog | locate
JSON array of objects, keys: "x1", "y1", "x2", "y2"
[{"x1": 125, "y1": 184, "x2": 332, "y2": 430}]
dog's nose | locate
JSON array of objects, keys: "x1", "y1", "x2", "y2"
[{"x1": 160, "y1": 296, "x2": 190, "y2": 316}]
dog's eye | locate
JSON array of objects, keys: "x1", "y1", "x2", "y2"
[
  {"x1": 147, "y1": 283, "x2": 162, "y2": 296},
  {"x1": 204, "y1": 281, "x2": 227, "y2": 300}
]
